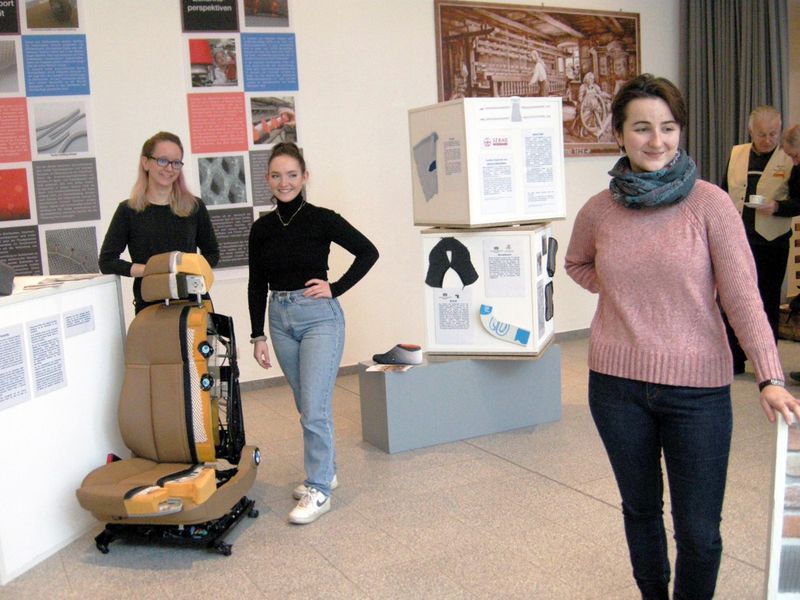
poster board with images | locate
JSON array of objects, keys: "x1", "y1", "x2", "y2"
[
  {"x1": 434, "y1": 0, "x2": 640, "y2": 157},
  {"x1": 0, "y1": 0, "x2": 100, "y2": 279},
  {"x1": 767, "y1": 417, "x2": 800, "y2": 598},
  {"x1": 421, "y1": 224, "x2": 555, "y2": 356},
  {"x1": 177, "y1": 1, "x2": 299, "y2": 276}
]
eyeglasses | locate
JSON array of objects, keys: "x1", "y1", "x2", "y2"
[{"x1": 147, "y1": 156, "x2": 184, "y2": 170}]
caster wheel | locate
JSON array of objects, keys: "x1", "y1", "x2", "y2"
[
  {"x1": 248, "y1": 508, "x2": 259, "y2": 518},
  {"x1": 96, "y1": 543, "x2": 109, "y2": 554},
  {"x1": 215, "y1": 542, "x2": 232, "y2": 556}
]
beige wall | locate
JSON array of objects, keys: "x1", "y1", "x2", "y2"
[{"x1": 85, "y1": 0, "x2": 681, "y2": 382}]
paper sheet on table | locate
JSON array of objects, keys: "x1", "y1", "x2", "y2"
[{"x1": 366, "y1": 364, "x2": 414, "y2": 373}]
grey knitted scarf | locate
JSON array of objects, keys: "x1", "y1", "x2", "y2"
[{"x1": 608, "y1": 148, "x2": 698, "y2": 210}]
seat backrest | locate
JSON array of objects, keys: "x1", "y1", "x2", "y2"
[{"x1": 117, "y1": 252, "x2": 217, "y2": 464}]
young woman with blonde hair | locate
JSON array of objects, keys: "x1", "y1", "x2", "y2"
[{"x1": 99, "y1": 131, "x2": 219, "y2": 312}]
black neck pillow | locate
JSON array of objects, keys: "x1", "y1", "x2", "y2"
[{"x1": 425, "y1": 237, "x2": 479, "y2": 288}]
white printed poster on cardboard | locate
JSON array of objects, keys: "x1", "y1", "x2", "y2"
[
  {"x1": 0, "y1": 324, "x2": 31, "y2": 411},
  {"x1": 433, "y1": 287, "x2": 473, "y2": 345},
  {"x1": 478, "y1": 141, "x2": 514, "y2": 215},
  {"x1": 473, "y1": 97, "x2": 562, "y2": 218},
  {"x1": 523, "y1": 127, "x2": 559, "y2": 215},
  {"x1": 483, "y1": 238, "x2": 525, "y2": 298},
  {"x1": 26, "y1": 315, "x2": 67, "y2": 397}
]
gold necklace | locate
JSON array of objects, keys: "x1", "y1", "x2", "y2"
[{"x1": 275, "y1": 200, "x2": 305, "y2": 227}]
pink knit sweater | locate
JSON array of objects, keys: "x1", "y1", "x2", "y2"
[{"x1": 565, "y1": 180, "x2": 784, "y2": 388}]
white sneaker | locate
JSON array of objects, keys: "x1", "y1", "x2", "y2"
[
  {"x1": 292, "y1": 474, "x2": 339, "y2": 500},
  {"x1": 288, "y1": 488, "x2": 330, "y2": 524}
]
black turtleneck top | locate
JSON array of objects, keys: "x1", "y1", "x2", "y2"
[
  {"x1": 247, "y1": 194, "x2": 379, "y2": 338},
  {"x1": 98, "y1": 198, "x2": 219, "y2": 309}
]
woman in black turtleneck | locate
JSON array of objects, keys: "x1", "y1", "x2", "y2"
[
  {"x1": 99, "y1": 131, "x2": 219, "y2": 313},
  {"x1": 247, "y1": 142, "x2": 378, "y2": 525}
]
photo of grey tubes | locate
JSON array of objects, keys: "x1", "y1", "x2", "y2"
[{"x1": 35, "y1": 105, "x2": 88, "y2": 155}]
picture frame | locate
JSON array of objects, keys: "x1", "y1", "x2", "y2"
[{"x1": 434, "y1": 0, "x2": 641, "y2": 156}]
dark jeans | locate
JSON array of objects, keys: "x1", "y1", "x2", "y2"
[
  {"x1": 588, "y1": 371, "x2": 732, "y2": 600},
  {"x1": 725, "y1": 242, "x2": 787, "y2": 368}
]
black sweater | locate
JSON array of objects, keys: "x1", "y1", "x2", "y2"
[
  {"x1": 98, "y1": 199, "x2": 219, "y2": 307},
  {"x1": 247, "y1": 195, "x2": 379, "y2": 338}
]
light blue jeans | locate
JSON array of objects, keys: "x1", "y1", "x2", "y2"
[{"x1": 269, "y1": 290, "x2": 345, "y2": 497}]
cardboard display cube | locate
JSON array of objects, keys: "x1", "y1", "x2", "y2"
[
  {"x1": 408, "y1": 96, "x2": 565, "y2": 228},
  {"x1": 422, "y1": 224, "x2": 555, "y2": 356}
]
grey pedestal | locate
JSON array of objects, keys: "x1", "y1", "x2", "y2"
[{"x1": 358, "y1": 345, "x2": 562, "y2": 453}]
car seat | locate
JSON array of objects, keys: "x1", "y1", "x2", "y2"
[{"x1": 76, "y1": 251, "x2": 260, "y2": 555}]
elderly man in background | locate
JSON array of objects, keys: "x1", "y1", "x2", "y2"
[{"x1": 723, "y1": 107, "x2": 800, "y2": 375}]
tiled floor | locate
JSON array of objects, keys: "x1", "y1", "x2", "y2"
[{"x1": 3, "y1": 335, "x2": 799, "y2": 599}]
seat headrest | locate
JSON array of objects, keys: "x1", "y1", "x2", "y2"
[{"x1": 140, "y1": 252, "x2": 214, "y2": 303}]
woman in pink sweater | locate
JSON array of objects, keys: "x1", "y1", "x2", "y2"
[{"x1": 565, "y1": 74, "x2": 800, "y2": 600}]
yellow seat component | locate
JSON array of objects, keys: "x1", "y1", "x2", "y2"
[
  {"x1": 141, "y1": 252, "x2": 215, "y2": 303},
  {"x1": 175, "y1": 252, "x2": 214, "y2": 289},
  {"x1": 123, "y1": 486, "x2": 172, "y2": 516},
  {"x1": 144, "y1": 252, "x2": 214, "y2": 289},
  {"x1": 186, "y1": 306, "x2": 216, "y2": 463},
  {"x1": 164, "y1": 468, "x2": 217, "y2": 505}
]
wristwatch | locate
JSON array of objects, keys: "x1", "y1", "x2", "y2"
[{"x1": 758, "y1": 378, "x2": 785, "y2": 392}]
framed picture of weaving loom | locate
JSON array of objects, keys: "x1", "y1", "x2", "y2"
[{"x1": 434, "y1": 0, "x2": 640, "y2": 156}]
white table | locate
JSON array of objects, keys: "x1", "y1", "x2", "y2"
[{"x1": 0, "y1": 275, "x2": 127, "y2": 585}]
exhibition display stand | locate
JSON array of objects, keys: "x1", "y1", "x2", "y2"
[
  {"x1": 0, "y1": 275, "x2": 127, "y2": 585},
  {"x1": 359, "y1": 346, "x2": 562, "y2": 453},
  {"x1": 356, "y1": 96, "x2": 565, "y2": 454}
]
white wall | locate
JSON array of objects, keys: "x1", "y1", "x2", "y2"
[{"x1": 84, "y1": 0, "x2": 680, "y2": 383}]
